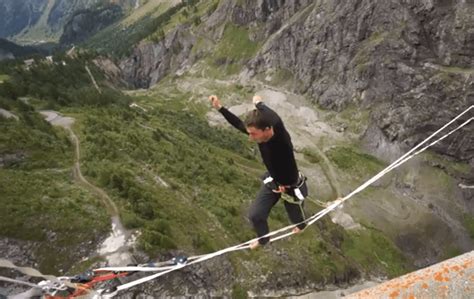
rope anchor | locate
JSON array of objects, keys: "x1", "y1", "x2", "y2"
[{"x1": 172, "y1": 255, "x2": 188, "y2": 266}]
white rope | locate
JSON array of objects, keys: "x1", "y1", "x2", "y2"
[
  {"x1": 337, "y1": 105, "x2": 473, "y2": 207},
  {"x1": 0, "y1": 275, "x2": 41, "y2": 289},
  {"x1": 0, "y1": 275, "x2": 79, "y2": 298},
  {"x1": 96, "y1": 105, "x2": 472, "y2": 296},
  {"x1": 307, "y1": 114, "x2": 473, "y2": 226},
  {"x1": 95, "y1": 208, "x2": 330, "y2": 274},
  {"x1": 388, "y1": 117, "x2": 473, "y2": 171},
  {"x1": 0, "y1": 259, "x2": 61, "y2": 282}
]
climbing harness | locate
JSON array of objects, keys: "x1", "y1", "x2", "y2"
[
  {"x1": 264, "y1": 172, "x2": 308, "y2": 201},
  {"x1": 289, "y1": 172, "x2": 308, "y2": 201}
]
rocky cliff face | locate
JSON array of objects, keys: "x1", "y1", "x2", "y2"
[
  {"x1": 59, "y1": 4, "x2": 123, "y2": 45},
  {"x1": 117, "y1": 0, "x2": 473, "y2": 172},
  {"x1": 245, "y1": 0, "x2": 474, "y2": 166},
  {"x1": 120, "y1": 26, "x2": 196, "y2": 88},
  {"x1": 0, "y1": 0, "x2": 48, "y2": 38},
  {"x1": 46, "y1": 0, "x2": 101, "y2": 34}
]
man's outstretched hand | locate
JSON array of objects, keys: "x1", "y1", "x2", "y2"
[
  {"x1": 253, "y1": 95, "x2": 262, "y2": 106},
  {"x1": 209, "y1": 95, "x2": 222, "y2": 109}
]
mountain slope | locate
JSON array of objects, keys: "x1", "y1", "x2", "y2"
[
  {"x1": 113, "y1": 0, "x2": 474, "y2": 164},
  {"x1": 0, "y1": 0, "x2": 473, "y2": 297},
  {"x1": 84, "y1": 0, "x2": 189, "y2": 57},
  {"x1": 59, "y1": 4, "x2": 124, "y2": 45},
  {"x1": 0, "y1": 0, "x2": 148, "y2": 44},
  {"x1": 0, "y1": 0, "x2": 48, "y2": 39},
  {"x1": 88, "y1": 0, "x2": 473, "y2": 274}
]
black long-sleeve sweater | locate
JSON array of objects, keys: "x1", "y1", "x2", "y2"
[{"x1": 218, "y1": 102, "x2": 299, "y2": 186}]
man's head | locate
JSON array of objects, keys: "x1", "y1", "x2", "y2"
[{"x1": 244, "y1": 109, "x2": 274, "y2": 143}]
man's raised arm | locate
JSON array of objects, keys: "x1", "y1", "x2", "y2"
[
  {"x1": 252, "y1": 95, "x2": 282, "y2": 128},
  {"x1": 209, "y1": 95, "x2": 248, "y2": 134}
]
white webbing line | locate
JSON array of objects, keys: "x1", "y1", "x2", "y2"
[
  {"x1": 387, "y1": 117, "x2": 473, "y2": 172},
  {"x1": 306, "y1": 110, "x2": 473, "y2": 226},
  {"x1": 0, "y1": 275, "x2": 41, "y2": 289},
  {"x1": 0, "y1": 259, "x2": 61, "y2": 282},
  {"x1": 337, "y1": 106, "x2": 472, "y2": 204},
  {"x1": 95, "y1": 207, "x2": 330, "y2": 273},
  {"x1": 100, "y1": 214, "x2": 332, "y2": 294},
  {"x1": 98, "y1": 105, "x2": 473, "y2": 296},
  {"x1": 306, "y1": 120, "x2": 473, "y2": 225},
  {"x1": 94, "y1": 207, "x2": 335, "y2": 272}
]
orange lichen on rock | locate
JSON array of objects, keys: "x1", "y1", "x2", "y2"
[
  {"x1": 347, "y1": 251, "x2": 473, "y2": 299},
  {"x1": 438, "y1": 285, "x2": 449, "y2": 297},
  {"x1": 451, "y1": 265, "x2": 460, "y2": 272},
  {"x1": 434, "y1": 272, "x2": 444, "y2": 282},
  {"x1": 461, "y1": 261, "x2": 471, "y2": 269}
]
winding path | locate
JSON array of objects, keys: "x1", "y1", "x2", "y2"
[{"x1": 40, "y1": 111, "x2": 134, "y2": 266}]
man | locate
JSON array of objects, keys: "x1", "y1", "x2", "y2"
[{"x1": 209, "y1": 94, "x2": 308, "y2": 249}]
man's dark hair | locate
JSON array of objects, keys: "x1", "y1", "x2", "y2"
[{"x1": 244, "y1": 109, "x2": 272, "y2": 130}]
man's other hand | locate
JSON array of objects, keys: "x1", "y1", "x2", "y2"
[
  {"x1": 252, "y1": 95, "x2": 262, "y2": 106},
  {"x1": 209, "y1": 95, "x2": 222, "y2": 109}
]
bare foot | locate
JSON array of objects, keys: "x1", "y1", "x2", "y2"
[
  {"x1": 334, "y1": 197, "x2": 344, "y2": 209},
  {"x1": 249, "y1": 240, "x2": 260, "y2": 250},
  {"x1": 325, "y1": 198, "x2": 344, "y2": 208},
  {"x1": 292, "y1": 227, "x2": 303, "y2": 234}
]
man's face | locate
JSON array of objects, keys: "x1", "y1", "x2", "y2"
[{"x1": 247, "y1": 126, "x2": 274, "y2": 143}]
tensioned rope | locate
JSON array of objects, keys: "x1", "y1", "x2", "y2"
[
  {"x1": 0, "y1": 259, "x2": 99, "y2": 297},
  {"x1": 92, "y1": 105, "x2": 473, "y2": 297},
  {"x1": 1, "y1": 106, "x2": 472, "y2": 298}
]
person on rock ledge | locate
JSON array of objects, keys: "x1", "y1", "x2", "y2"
[{"x1": 209, "y1": 94, "x2": 309, "y2": 249}]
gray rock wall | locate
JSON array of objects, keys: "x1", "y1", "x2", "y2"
[
  {"x1": 0, "y1": 0, "x2": 48, "y2": 38},
  {"x1": 247, "y1": 0, "x2": 474, "y2": 164},
  {"x1": 59, "y1": 4, "x2": 123, "y2": 45},
  {"x1": 120, "y1": 26, "x2": 196, "y2": 88},
  {"x1": 115, "y1": 0, "x2": 473, "y2": 169}
]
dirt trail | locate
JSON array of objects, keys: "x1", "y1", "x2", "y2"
[
  {"x1": 41, "y1": 111, "x2": 119, "y2": 215},
  {"x1": 40, "y1": 111, "x2": 134, "y2": 266},
  {"x1": 69, "y1": 131, "x2": 119, "y2": 216}
]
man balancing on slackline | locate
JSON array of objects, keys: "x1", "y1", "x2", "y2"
[{"x1": 209, "y1": 94, "x2": 308, "y2": 249}]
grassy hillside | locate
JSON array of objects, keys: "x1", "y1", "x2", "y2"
[
  {"x1": 73, "y1": 77, "x2": 410, "y2": 282},
  {"x1": 12, "y1": 0, "x2": 58, "y2": 44},
  {"x1": 71, "y1": 96, "x2": 259, "y2": 254},
  {"x1": 0, "y1": 54, "x2": 128, "y2": 273},
  {"x1": 0, "y1": 91, "x2": 110, "y2": 274},
  {"x1": 85, "y1": 0, "x2": 200, "y2": 57},
  {"x1": 84, "y1": 0, "x2": 221, "y2": 58}
]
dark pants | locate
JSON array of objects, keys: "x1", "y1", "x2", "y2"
[{"x1": 248, "y1": 180, "x2": 308, "y2": 245}]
